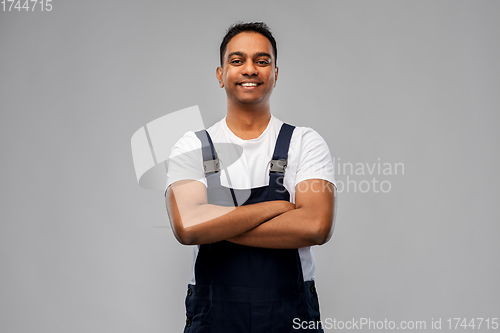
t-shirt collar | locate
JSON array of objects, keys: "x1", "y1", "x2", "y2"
[{"x1": 223, "y1": 115, "x2": 275, "y2": 143}]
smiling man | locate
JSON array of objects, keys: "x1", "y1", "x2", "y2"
[{"x1": 166, "y1": 22, "x2": 336, "y2": 333}]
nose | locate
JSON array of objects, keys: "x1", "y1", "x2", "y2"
[{"x1": 241, "y1": 60, "x2": 258, "y2": 76}]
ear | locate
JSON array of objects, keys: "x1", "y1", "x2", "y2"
[
  {"x1": 274, "y1": 66, "x2": 279, "y2": 87},
  {"x1": 216, "y1": 67, "x2": 224, "y2": 88}
]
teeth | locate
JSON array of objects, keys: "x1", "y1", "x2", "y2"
[{"x1": 241, "y1": 83, "x2": 258, "y2": 87}]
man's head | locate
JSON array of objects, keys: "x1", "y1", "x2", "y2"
[
  {"x1": 219, "y1": 22, "x2": 277, "y2": 67},
  {"x1": 216, "y1": 22, "x2": 279, "y2": 108}
]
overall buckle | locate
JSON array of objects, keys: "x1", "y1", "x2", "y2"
[
  {"x1": 269, "y1": 159, "x2": 287, "y2": 174},
  {"x1": 203, "y1": 158, "x2": 220, "y2": 174}
]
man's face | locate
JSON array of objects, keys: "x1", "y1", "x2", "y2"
[{"x1": 216, "y1": 32, "x2": 278, "y2": 107}]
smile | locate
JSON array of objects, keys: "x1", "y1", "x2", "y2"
[{"x1": 239, "y1": 82, "x2": 261, "y2": 87}]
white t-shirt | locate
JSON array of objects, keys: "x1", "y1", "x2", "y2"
[{"x1": 165, "y1": 115, "x2": 336, "y2": 284}]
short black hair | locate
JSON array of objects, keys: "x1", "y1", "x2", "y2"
[{"x1": 220, "y1": 22, "x2": 277, "y2": 67}]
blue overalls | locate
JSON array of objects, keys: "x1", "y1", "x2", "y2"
[{"x1": 184, "y1": 124, "x2": 323, "y2": 333}]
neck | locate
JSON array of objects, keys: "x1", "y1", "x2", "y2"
[{"x1": 226, "y1": 101, "x2": 271, "y2": 140}]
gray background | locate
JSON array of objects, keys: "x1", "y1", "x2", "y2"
[{"x1": 1, "y1": 0, "x2": 499, "y2": 332}]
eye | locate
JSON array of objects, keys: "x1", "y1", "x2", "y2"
[
  {"x1": 230, "y1": 59, "x2": 243, "y2": 64},
  {"x1": 257, "y1": 60, "x2": 270, "y2": 65}
]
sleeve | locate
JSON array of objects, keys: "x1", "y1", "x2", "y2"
[
  {"x1": 164, "y1": 131, "x2": 207, "y2": 196},
  {"x1": 294, "y1": 128, "x2": 336, "y2": 189}
]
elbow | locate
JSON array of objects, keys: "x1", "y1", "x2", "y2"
[
  {"x1": 311, "y1": 230, "x2": 329, "y2": 246},
  {"x1": 310, "y1": 220, "x2": 334, "y2": 245},
  {"x1": 175, "y1": 232, "x2": 192, "y2": 246},
  {"x1": 175, "y1": 228, "x2": 198, "y2": 246},
  {"x1": 167, "y1": 209, "x2": 199, "y2": 245},
  {"x1": 166, "y1": 188, "x2": 200, "y2": 246},
  {"x1": 171, "y1": 223, "x2": 198, "y2": 245}
]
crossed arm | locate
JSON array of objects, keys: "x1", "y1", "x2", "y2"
[{"x1": 165, "y1": 179, "x2": 336, "y2": 249}]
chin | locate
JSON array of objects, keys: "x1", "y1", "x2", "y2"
[
  {"x1": 237, "y1": 94, "x2": 267, "y2": 104},
  {"x1": 238, "y1": 99, "x2": 264, "y2": 105}
]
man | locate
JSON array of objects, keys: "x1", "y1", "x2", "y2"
[{"x1": 166, "y1": 22, "x2": 336, "y2": 333}]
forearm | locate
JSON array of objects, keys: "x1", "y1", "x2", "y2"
[
  {"x1": 226, "y1": 180, "x2": 336, "y2": 249},
  {"x1": 168, "y1": 197, "x2": 294, "y2": 245},
  {"x1": 226, "y1": 207, "x2": 332, "y2": 249}
]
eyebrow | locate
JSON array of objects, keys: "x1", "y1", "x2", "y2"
[{"x1": 226, "y1": 51, "x2": 272, "y2": 61}]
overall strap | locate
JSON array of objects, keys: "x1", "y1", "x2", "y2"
[
  {"x1": 195, "y1": 130, "x2": 221, "y2": 188},
  {"x1": 269, "y1": 123, "x2": 295, "y2": 188},
  {"x1": 194, "y1": 130, "x2": 238, "y2": 206}
]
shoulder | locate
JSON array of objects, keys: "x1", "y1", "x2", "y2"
[
  {"x1": 204, "y1": 117, "x2": 227, "y2": 141},
  {"x1": 288, "y1": 125, "x2": 334, "y2": 170},
  {"x1": 171, "y1": 118, "x2": 226, "y2": 154},
  {"x1": 270, "y1": 115, "x2": 331, "y2": 155},
  {"x1": 170, "y1": 131, "x2": 201, "y2": 156},
  {"x1": 272, "y1": 116, "x2": 326, "y2": 144},
  {"x1": 289, "y1": 125, "x2": 331, "y2": 153},
  {"x1": 287, "y1": 125, "x2": 335, "y2": 186}
]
